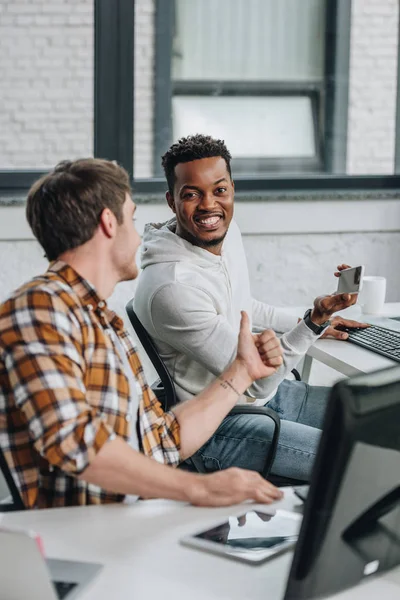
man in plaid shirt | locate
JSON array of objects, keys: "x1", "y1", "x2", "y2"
[{"x1": 0, "y1": 158, "x2": 283, "y2": 509}]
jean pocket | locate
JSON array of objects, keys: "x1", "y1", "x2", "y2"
[{"x1": 200, "y1": 454, "x2": 222, "y2": 472}]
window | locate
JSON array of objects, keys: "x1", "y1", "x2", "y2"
[
  {"x1": 169, "y1": 0, "x2": 325, "y2": 175},
  {"x1": 1, "y1": 0, "x2": 400, "y2": 198}
]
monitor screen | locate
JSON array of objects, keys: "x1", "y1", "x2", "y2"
[{"x1": 284, "y1": 365, "x2": 400, "y2": 599}]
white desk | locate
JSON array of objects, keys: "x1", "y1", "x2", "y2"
[
  {"x1": 2, "y1": 490, "x2": 400, "y2": 600},
  {"x1": 286, "y1": 303, "x2": 400, "y2": 382}
]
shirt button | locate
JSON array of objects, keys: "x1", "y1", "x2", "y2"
[
  {"x1": 87, "y1": 303, "x2": 93, "y2": 311},
  {"x1": 125, "y1": 413, "x2": 132, "y2": 422},
  {"x1": 98, "y1": 300, "x2": 106, "y2": 308},
  {"x1": 48, "y1": 465, "x2": 54, "y2": 473}
]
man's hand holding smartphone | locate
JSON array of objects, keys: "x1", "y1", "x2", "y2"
[{"x1": 308, "y1": 264, "x2": 369, "y2": 340}]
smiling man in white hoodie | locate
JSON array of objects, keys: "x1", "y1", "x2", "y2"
[{"x1": 134, "y1": 134, "x2": 367, "y2": 482}]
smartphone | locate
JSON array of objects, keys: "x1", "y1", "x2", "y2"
[{"x1": 336, "y1": 265, "x2": 364, "y2": 295}]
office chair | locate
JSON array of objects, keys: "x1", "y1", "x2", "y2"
[
  {"x1": 0, "y1": 446, "x2": 25, "y2": 512},
  {"x1": 126, "y1": 300, "x2": 282, "y2": 479}
]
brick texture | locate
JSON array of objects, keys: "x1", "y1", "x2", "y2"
[
  {"x1": 0, "y1": 0, "x2": 155, "y2": 175},
  {"x1": 134, "y1": 0, "x2": 155, "y2": 177},
  {"x1": 347, "y1": 0, "x2": 399, "y2": 174},
  {"x1": 0, "y1": 0, "x2": 94, "y2": 168}
]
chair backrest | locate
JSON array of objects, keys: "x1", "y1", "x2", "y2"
[
  {"x1": 125, "y1": 300, "x2": 177, "y2": 411},
  {"x1": 0, "y1": 446, "x2": 25, "y2": 512}
]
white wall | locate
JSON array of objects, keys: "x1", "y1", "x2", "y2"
[
  {"x1": 1, "y1": 200, "x2": 399, "y2": 310},
  {"x1": 347, "y1": 0, "x2": 399, "y2": 174}
]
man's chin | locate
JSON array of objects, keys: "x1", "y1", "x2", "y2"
[
  {"x1": 200, "y1": 234, "x2": 227, "y2": 248},
  {"x1": 119, "y1": 265, "x2": 139, "y2": 283}
]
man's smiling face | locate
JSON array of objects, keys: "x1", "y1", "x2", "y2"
[{"x1": 166, "y1": 156, "x2": 234, "y2": 255}]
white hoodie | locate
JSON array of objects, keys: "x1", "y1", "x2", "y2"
[{"x1": 134, "y1": 218, "x2": 320, "y2": 405}]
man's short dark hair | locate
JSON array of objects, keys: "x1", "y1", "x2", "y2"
[
  {"x1": 26, "y1": 158, "x2": 131, "y2": 261},
  {"x1": 161, "y1": 134, "x2": 232, "y2": 193}
]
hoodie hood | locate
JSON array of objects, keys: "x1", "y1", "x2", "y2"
[{"x1": 141, "y1": 217, "x2": 224, "y2": 269}]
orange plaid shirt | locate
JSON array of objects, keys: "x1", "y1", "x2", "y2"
[{"x1": 0, "y1": 261, "x2": 181, "y2": 509}]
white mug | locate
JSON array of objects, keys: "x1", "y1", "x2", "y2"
[{"x1": 361, "y1": 276, "x2": 386, "y2": 315}]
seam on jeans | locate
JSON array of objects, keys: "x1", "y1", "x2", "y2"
[
  {"x1": 212, "y1": 434, "x2": 272, "y2": 445},
  {"x1": 277, "y1": 443, "x2": 317, "y2": 457},
  {"x1": 295, "y1": 383, "x2": 310, "y2": 423}
]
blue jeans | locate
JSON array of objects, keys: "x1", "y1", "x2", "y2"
[{"x1": 183, "y1": 379, "x2": 330, "y2": 482}]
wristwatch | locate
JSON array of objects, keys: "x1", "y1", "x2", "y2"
[{"x1": 303, "y1": 308, "x2": 331, "y2": 335}]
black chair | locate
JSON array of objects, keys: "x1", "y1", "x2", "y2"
[
  {"x1": 0, "y1": 446, "x2": 25, "y2": 512},
  {"x1": 126, "y1": 300, "x2": 281, "y2": 479}
]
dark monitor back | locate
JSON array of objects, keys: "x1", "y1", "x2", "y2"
[{"x1": 284, "y1": 365, "x2": 400, "y2": 599}]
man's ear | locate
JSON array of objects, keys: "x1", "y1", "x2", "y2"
[
  {"x1": 166, "y1": 191, "x2": 176, "y2": 213},
  {"x1": 98, "y1": 208, "x2": 116, "y2": 238}
]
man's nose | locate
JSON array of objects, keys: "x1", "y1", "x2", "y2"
[{"x1": 198, "y1": 192, "x2": 217, "y2": 210}]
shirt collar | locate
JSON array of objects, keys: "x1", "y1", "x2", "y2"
[{"x1": 46, "y1": 260, "x2": 125, "y2": 331}]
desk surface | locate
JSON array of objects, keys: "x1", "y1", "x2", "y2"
[
  {"x1": 2, "y1": 489, "x2": 400, "y2": 600},
  {"x1": 311, "y1": 302, "x2": 400, "y2": 376},
  {"x1": 286, "y1": 303, "x2": 400, "y2": 378}
]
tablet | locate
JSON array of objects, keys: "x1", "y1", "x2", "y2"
[{"x1": 180, "y1": 509, "x2": 301, "y2": 565}]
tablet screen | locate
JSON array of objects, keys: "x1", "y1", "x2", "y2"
[{"x1": 184, "y1": 510, "x2": 301, "y2": 564}]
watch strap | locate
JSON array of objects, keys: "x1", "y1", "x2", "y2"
[{"x1": 303, "y1": 308, "x2": 331, "y2": 335}]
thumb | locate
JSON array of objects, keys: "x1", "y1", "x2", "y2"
[
  {"x1": 330, "y1": 327, "x2": 349, "y2": 340},
  {"x1": 239, "y1": 311, "x2": 250, "y2": 335}
]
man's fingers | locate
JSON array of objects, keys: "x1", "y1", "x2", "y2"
[
  {"x1": 258, "y1": 342, "x2": 282, "y2": 357},
  {"x1": 257, "y1": 329, "x2": 278, "y2": 344},
  {"x1": 318, "y1": 293, "x2": 352, "y2": 313},
  {"x1": 335, "y1": 318, "x2": 369, "y2": 329},
  {"x1": 326, "y1": 326, "x2": 349, "y2": 340},
  {"x1": 262, "y1": 356, "x2": 283, "y2": 368},
  {"x1": 334, "y1": 264, "x2": 352, "y2": 277}
]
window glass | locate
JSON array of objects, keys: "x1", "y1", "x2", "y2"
[
  {"x1": 172, "y1": 96, "x2": 316, "y2": 158},
  {"x1": 172, "y1": 0, "x2": 324, "y2": 82}
]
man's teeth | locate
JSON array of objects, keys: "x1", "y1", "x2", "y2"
[{"x1": 198, "y1": 216, "x2": 220, "y2": 225}]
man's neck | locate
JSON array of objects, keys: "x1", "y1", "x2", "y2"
[{"x1": 58, "y1": 248, "x2": 117, "y2": 299}]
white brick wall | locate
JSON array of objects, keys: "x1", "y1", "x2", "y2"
[
  {"x1": 347, "y1": 0, "x2": 399, "y2": 174},
  {"x1": 0, "y1": 0, "x2": 94, "y2": 168},
  {"x1": 134, "y1": 0, "x2": 155, "y2": 178},
  {"x1": 0, "y1": 0, "x2": 155, "y2": 174}
]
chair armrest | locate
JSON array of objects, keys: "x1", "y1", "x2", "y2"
[
  {"x1": 228, "y1": 405, "x2": 281, "y2": 478},
  {"x1": 291, "y1": 368, "x2": 301, "y2": 381}
]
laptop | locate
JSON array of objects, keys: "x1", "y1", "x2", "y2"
[{"x1": 0, "y1": 527, "x2": 102, "y2": 600}]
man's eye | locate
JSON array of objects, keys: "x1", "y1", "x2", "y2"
[
  {"x1": 216, "y1": 187, "x2": 227, "y2": 194},
  {"x1": 184, "y1": 192, "x2": 197, "y2": 199}
]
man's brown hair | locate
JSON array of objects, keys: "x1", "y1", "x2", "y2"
[{"x1": 26, "y1": 158, "x2": 132, "y2": 261}]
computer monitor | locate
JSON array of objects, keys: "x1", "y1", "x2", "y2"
[{"x1": 284, "y1": 365, "x2": 400, "y2": 599}]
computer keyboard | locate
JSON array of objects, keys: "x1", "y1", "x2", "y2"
[
  {"x1": 345, "y1": 325, "x2": 400, "y2": 363},
  {"x1": 54, "y1": 581, "x2": 78, "y2": 599}
]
